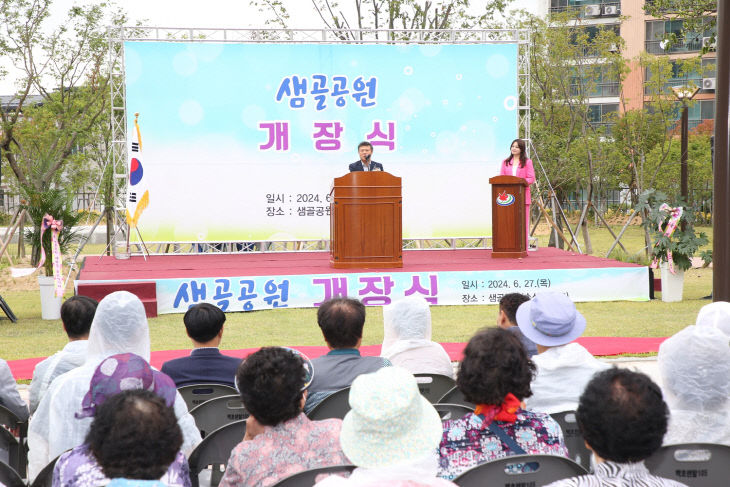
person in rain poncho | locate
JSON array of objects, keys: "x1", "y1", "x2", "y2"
[
  {"x1": 694, "y1": 301, "x2": 730, "y2": 336},
  {"x1": 28, "y1": 291, "x2": 201, "y2": 479},
  {"x1": 380, "y1": 297, "x2": 453, "y2": 379},
  {"x1": 658, "y1": 323, "x2": 730, "y2": 446}
]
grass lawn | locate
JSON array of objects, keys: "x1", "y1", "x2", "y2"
[{"x1": 0, "y1": 225, "x2": 714, "y2": 361}]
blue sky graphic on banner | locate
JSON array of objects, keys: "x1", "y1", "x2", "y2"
[{"x1": 124, "y1": 42, "x2": 519, "y2": 241}]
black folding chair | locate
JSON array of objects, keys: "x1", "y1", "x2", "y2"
[
  {"x1": 188, "y1": 420, "x2": 246, "y2": 487},
  {"x1": 549, "y1": 410, "x2": 592, "y2": 471},
  {"x1": 0, "y1": 460, "x2": 25, "y2": 487},
  {"x1": 177, "y1": 383, "x2": 238, "y2": 411},
  {"x1": 270, "y1": 464, "x2": 356, "y2": 487},
  {"x1": 437, "y1": 386, "x2": 475, "y2": 408},
  {"x1": 189, "y1": 394, "x2": 248, "y2": 438},
  {"x1": 453, "y1": 454, "x2": 587, "y2": 487},
  {"x1": 0, "y1": 405, "x2": 28, "y2": 478},
  {"x1": 306, "y1": 387, "x2": 351, "y2": 421},
  {"x1": 433, "y1": 403, "x2": 473, "y2": 421},
  {"x1": 29, "y1": 453, "x2": 63, "y2": 487},
  {"x1": 645, "y1": 442, "x2": 730, "y2": 487},
  {"x1": 414, "y1": 373, "x2": 456, "y2": 403}
]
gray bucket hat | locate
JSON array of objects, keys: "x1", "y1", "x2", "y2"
[{"x1": 516, "y1": 292, "x2": 586, "y2": 347}]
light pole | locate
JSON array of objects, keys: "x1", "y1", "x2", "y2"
[{"x1": 672, "y1": 85, "x2": 699, "y2": 204}]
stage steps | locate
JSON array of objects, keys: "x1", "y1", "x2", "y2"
[{"x1": 77, "y1": 281, "x2": 157, "y2": 318}]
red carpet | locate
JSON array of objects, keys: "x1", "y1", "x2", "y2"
[{"x1": 7, "y1": 336, "x2": 667, "y2": 380}]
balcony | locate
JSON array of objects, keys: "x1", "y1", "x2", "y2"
[
  {"x1": 550, "y1": 1, "x2": 621, "y2": 19},
  {"x1": 645, "y1": 37, "x2": 704, "y2": 54},
  {"x1": 571, "y1": 82, "x2": 620, "y2": 98}
]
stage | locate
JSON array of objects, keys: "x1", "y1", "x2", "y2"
[{"x1": 75, "y1": 248, "x2": 649, "y2": 315}]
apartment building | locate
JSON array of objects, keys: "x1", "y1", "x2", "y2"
[{"x1": 547, "y1": 0, "x2": 717, "y2": 130}]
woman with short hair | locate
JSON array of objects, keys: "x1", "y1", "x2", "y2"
[
  {"x1": 438, "y1": 328, "x2": 567, "y2": 480},
  {"x1": 219, "y1": 347, "x2": 349, "y2": 487},
  {"x1": 87, "y1": 389, "x2": 183, "y2": 487}
]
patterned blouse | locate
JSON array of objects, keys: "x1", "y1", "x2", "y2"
[
  {"x1": 438, "y1": 409, "x2": 568, "y2": 480},
  {"x1": 218, "y1": 413, "x2": 349, "y2": 487},
  {"x1": 52, "y1": 444, "x2": 190, "y2": 487},
  {"x1": 544, "y1": 460, "x2": 690, "y2": 487}
]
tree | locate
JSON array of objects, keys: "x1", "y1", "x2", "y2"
[
  {"x1": 250, "y1": 0, "x2": 512, "y2": 38},
  {"x1": 518, "y1": 11, "x2": 626, "y2": 252},
  {"x1": 0, "y1": 0, "x2": 122, "y2": 191},
  {"x1": 0, "y1": 0, "x2": 127, "y2": 265}
]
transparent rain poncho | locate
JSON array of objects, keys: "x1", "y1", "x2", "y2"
[
  {"x1": 28, "y1": 291, "x2": 201, "y2": 479},
  {"x1": 658, "y1": 324, "x2": 730, "y2": 446},
  {"x1": 695, "y1": 301, "x2": 730, "y2": 337},
  {"x1": 381, "y1": 297, "x2": 454, "y2": 378}
]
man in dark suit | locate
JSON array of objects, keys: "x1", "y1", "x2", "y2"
[
  {"x1": 348, "y1": 141, "x2": 384, "y2": 172},
  {"x1": 161, "y1": 303, "x2": 241, "y2": 388}
]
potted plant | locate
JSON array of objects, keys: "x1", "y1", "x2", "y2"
[
  {"x1": 22, "y1": 187, "x2": 82, "y2": 319},
  {"x1": 637, "y1": 189, "x2": 709, "y2": 302}
]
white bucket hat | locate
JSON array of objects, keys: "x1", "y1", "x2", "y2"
[
  {"x1": 339, "y1": 367, "x2": 443, "y2": 469},
  {"x1": 516, "y1": 292, "x2": 586, "y2": 347}
]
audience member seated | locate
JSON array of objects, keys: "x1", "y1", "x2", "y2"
[
  {"x1": 305, "y1": 298, "x2": 391, "y2": 413},
  {"x1": 516, "y1": 292, "x2": 609, "y2": 414},
  {"x1": 161, "y1": 303, "x2": 241, "y2": 388},
  {"x1": 315, "y1": 366, "x2": 456, "y2": 487},
  {"x1": 497, "y1": 293, "x2": 537, "y2": 356},
  {"x1": 85, "y1": 389, "x2": 183, "y2": 487},
  {"x1": 544, "y1": 368, "x2": 689, "y2": 487},
  {"x1": 658, "y1": 324, "x2": 730, "y2": 446},
  {"x1": 0, "y1": 358, "x2": 28, "y2": 421},
  {"x1": 438, "y1": 328, "x2": 567, "y2": 480},
  {"x1": 380, "y1": 297, "x2": 454, "y2": 378},
  {"x1": 219, "y1": 347, "x2": 348, "y2": 487},
  {"x1": 0, "y1": 357, "x2": 27, "y2": 465},
  {"x1": 694, "y1": 301, "x2": 730, "y2": 336},
  {"x1": 53, "y1": 353, "x2": 190, "y2": 487},
  {"x1": 29, "y1": 291, "x2": 201, "y2": 480},
  {"x1": 30, "y1": 296, "x2": 98, "y2": 413}
]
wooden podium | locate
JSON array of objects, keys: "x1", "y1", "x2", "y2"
[
  {"x1": 329, "y1": 171, "x2": 402, "y2": 268},
  {"x1": 489, "y1": 175, "x2": 529, "y2": 258}
]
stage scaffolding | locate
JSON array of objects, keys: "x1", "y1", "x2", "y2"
[{"x1": 107, "y1": 27, "x2": 530, "y2": 255}]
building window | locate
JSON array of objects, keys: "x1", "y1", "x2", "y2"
[
  {"x1": 587, "y1": 103, "x2": 618, "y2": 133},
  {"x1": 645, "y1": 19, "x2": 716, "y2": 54},
  {"x1": 691, "y1": 100, "x2": 715, "y2": 129},
  {"x1": 570, "y1": 24, "x2": 621, "y2": 57},
  {"x1": 550, "y1": 0, "x2": 621, "y2": 18},
  {"x1": 644, "y1": 58, "x2": 717, "y2": 95},
  {"x1": 646, "y1": 100, "x2": 715, "y2": 130},
  {"x1": 571, "y1": 66, "x2": 620, "y2": 98}
]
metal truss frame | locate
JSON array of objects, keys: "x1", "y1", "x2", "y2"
[
  {"x1": 108, "y1": 26, "x2": 130, "y2": 250},
  {"x1": 108, "y1": 27, "x2": 531, "y2": 254}
]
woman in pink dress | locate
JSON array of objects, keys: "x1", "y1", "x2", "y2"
[{"x1": 499, "y1": 139, "x2": 536, "y2": 248}]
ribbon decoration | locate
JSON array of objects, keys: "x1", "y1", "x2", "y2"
[
  {"x1": 38, "y1": 214, "x2": 65, "y2": 297},
  {"x1": 650, "y1": 203, "x2": 683, "y2": 274}
]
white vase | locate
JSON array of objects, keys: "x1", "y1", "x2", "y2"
[
  {"x1": 38, "y1": 275, "x2": 62, "y2": 320},
  {"x1": 659, "y1": 261, "x2": 685, "y2": 302}
]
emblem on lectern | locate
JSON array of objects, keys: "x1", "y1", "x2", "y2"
[{"x1": 496, "y1": 191, "x2": 515, "y2": 206}]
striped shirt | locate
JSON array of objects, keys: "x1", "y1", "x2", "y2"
[{"x1": 545, "y1": 460, "x2": 689, "y2": 487}]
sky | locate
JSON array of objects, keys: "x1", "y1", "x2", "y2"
[{"x1": 0, "y1": 0, "x2": 542, "y2": 94}]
